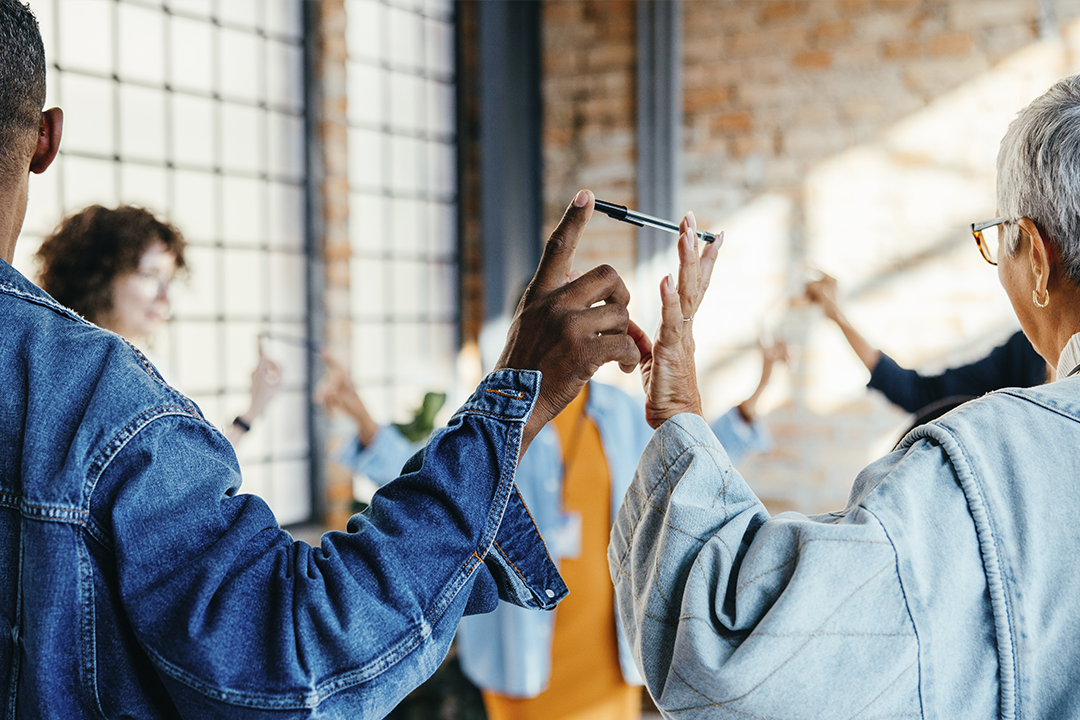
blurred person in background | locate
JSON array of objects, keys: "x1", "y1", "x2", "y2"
[
  {"x1": 805, "y1": 271, "x2": 1048, "y2": 420},
  {"x1": 35, "y1": 204, "x2": 281, "y2": 444},
  {"x1": 314, "y1": 336, "x2": 786, "y2": 720}
]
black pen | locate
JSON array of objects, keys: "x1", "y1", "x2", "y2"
[{"x1": 593, "y1": 200, "x2": 719, "y2": 244}]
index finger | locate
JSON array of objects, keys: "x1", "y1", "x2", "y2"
[{"x1": 532, "y1": 189, "x2": 594, "y2": 293}]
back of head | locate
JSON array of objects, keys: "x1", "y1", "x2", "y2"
[
  {"x1": 0, "y1": 0, "x2": 47, "y2": 176},
  {"x1": 997, "y1": 74, "x2": 1080, "y2": 286},
  {"x1": 36, "y1": 205, "x2": 187, "y2": 324}
]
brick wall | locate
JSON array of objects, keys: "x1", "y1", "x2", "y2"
[{"x1": 540, "y1": 0, "x2": 1080, "y2": 514}]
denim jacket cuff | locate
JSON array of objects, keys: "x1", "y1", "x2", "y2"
[{"x1": 455, "y1": 370, "x2": 568, "y2": 611}]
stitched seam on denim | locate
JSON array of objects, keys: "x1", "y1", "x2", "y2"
[
  {"x1": 907, "y1": 423, "x2": 1016, "y2": 718},
  {"x1": 667, "y1": 561, "x2": 895, "y2": 710},
  {"x1": 848, "y1": 658, "x2": 918, "y2": 720},
  {"x1": 860, "y1": 502, "x2": 927, "y2": 720},
  {"x1": 0, "y1": 280, "x2": 85, "y2": 321}
]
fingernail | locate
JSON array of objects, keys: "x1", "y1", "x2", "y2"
[
  {"x1": 716, "y1": 230, "x2": 725, "y2": 248},
  {"x1": 574, "y1": 189, "x2": 589, "y2": 207},
  {"x1": 665, "y1": 273, "x2": 675, "y2": 292},
  {"x1": 687, "y1": 210, "x2": 696, "y2": 227}
]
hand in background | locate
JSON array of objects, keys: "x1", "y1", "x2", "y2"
[
  {"x1": 631, "y1": 212, "x2": 722, "y2": 429},
  {"x1": 495, "y1": 189, "x2": 641, "y2": 452},
  {"x1": 804, "y1": 272, "x2": 842, "y2": 322},
  {"x1": 314, "y1": 353, "x2": 379, "y2": 447},
  {"x1": 226, "y1": 341, "x2": 282, "y2": 444}
]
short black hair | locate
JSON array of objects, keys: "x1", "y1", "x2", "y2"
[{"x1": 0, "y1": 0, "x2": 47, "y2": 171}]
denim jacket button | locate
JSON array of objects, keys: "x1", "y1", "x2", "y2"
[{"x1": 545, "y1": 588, "x2": 555, "y2": 598}]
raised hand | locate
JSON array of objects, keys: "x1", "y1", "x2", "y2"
[
  {"x1": 495, "y1": 189, "x2": 641, "y2": 448},
  {"x1": 631, "y1": 212, "x2": 722, "y2": 429}
]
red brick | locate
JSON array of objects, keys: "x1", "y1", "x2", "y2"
[
  {"x1": 685, "y1": 86, "x2": 732, "y2": 114},
  {"x1": 794, "y1": 50, "x2": 833, "y2": 69},
  {"x1": 883, "y1": 39, "x2": 923, "y2": 59},
  {"x1": 710, "y1": 111, "x2": 753, "y2": 133},
  {"x1": 930, "y1": 30, "x2": 975, "y2": 56}
]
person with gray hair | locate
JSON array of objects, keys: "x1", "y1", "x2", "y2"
[{"x1": 611, "y1": 74, "x2": 1080, "y2": 717}]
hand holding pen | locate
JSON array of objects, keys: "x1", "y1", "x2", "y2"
[{"x1": 594, "y1": 199, "x2": 723, "y2": 245}]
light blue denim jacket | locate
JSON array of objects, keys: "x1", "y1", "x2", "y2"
[
  {"x1": 344, "y1": 385, "x2": 768, "y2": 697},
  {"x1": 0, "y1": 259, "x2": 565, "y2": 719},
  {"x1": 610, "y1": 378, "x2": 1080, "y2": 718}
]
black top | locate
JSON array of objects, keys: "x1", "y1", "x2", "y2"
[{"x1": 868, "y1": 330, "x2": 1047, "y2": 414}]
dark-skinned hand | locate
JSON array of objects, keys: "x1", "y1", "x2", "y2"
[{"x1": 495, "y1": 189, "x2": 640, "y2": 454}]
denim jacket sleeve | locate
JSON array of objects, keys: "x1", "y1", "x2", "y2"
[
  {"x1": 96, "y1": 369, "x2": 566, "y2": 719},
  {"x1": 609, "y1": 413, "x2": 923, "y2": 718}
]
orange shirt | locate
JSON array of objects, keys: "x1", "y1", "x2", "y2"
[{"x1": 483, "y1": 389, "x2": 640, "y2": 720}]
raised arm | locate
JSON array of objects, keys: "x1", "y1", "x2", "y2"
[{"x1": 805, "y1": 272, "x2": 882, "y2": 373}]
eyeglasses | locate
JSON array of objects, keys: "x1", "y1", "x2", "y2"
[{"x1": 971, "y1": 217, "x2": 1005, "y2": 265}]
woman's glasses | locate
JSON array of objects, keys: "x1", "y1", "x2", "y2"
[{"x1": 971, "y1": 217, "x2": 1005, "y2": 265}]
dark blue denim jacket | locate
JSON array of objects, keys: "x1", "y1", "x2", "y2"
[{"x1": 0, "y1": 260, "x2": 566, "y2": 718}]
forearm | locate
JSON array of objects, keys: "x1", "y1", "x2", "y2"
[{"x1": 830, "y1": 308, "x2": 882, "y2": 373}]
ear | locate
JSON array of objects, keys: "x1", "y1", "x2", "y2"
[
  {"x1": 29, "y1": 107, "x2": 63, "y2": 175},
  {"x1": 1017, "y1": 216, "x2": 1053, "y2": 295}
]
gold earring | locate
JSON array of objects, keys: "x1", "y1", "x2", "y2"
[{"x1": 1033, "y1": 288, "x2": 1050, "y2": 308}]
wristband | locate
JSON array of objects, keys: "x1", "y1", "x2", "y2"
[{"x1": 232, "y1": 416, "x2": 252, "y2": 433}]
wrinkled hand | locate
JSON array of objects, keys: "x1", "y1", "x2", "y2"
[
  {"x1": 495, "y1": 189, "x2": 641, "y2": 448},
  {"x1": 805, "y1": 271, "x2": 841, "y2": 321},
  {"x1": 631, "y1": 212, "x2": 721, "y2": 429}
]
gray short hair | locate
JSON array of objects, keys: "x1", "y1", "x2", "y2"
[{"x1": 997, "y1": 74, "x2": 1080, "y2": 286}]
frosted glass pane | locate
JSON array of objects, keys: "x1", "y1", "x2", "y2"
[
  {"x1": 352, "y1": 257, "x2": 386, "y2": 319},
  {"x1": 171, "y1": 93, "x2": 215, "y2": 168},
  {"x1": 267, "y1": 182, "x2": 304, "y2": 251},
  {"x1": 269, "y1": 392, "x2": 308, "y2": 458},
  {"x1": 425, "y1": 18, "x2": 454, "y2": 75},
  {"x1": 222, "y1": 321, "x2": 262, "y2": 389},
  {"x1": 428, "y1": 140, "x2": 456, "y2": 197},
  {"x1": 173, "y1": 321, "x2": 220, "y2": 392},
  {"x1": 348, "y1": 128, "x2": 383, "y2": 190},
  {"x1": 34, "y1": 0, "x2": 56, "y2": 68},
  {"x1": 170, "y1": 17, "x2": 214, "y2": 92},
  {"x1": 221, "y1": 176, "x2": 262, "y2": 245},
  {"x1": 218, "y1": 0, "x2": 258, "y2": 29},
  {"x1": 223, "y1": 248, "x2": 265, "y2": 317},
  {"x1": 269, "y1": 251, "x2": 306, "y2": 320},
  {"x1": 391, "y1": 197, "x2": 421, "y2": 254},
  {"x1": 424, "y1": 0, "x2": 454, "y2": 20},
  {"x1": 388, "y1": 71, "x2": 422, "y2": 133},
  {"x1": 352, "y1": 322, "x2": 389, "y2": 383},
  {"x1": 268, "y1": 112, "x2": 304, "y2": 181},
  {"x1": 432, "y1": 263, "x2": 457, "y2": 320},
  {"x1": 219, "y1": 28, "x2": 261, "y2": 103},
  {"x1": 119, "y1": 164, "x2": 168, "y2": 212},
  {"x1": 221, "y1": 103, "x2": 262, "y2": 174},
  {"x1": 263, "y1": 320, "x2": 307, "y2": 385},
  {"x1": 59, "y1": 73, "x2": 114, "y2": 156},
  {"x1": 346, "y1": 61, "x2": 382, "y2": 127},
  {"x1": 169, "y1": 244, "x2": 219, "y2": 319},
  {"x1": 266, "y1": 40, "x2": 303, "y2": 112},
  {"x1": 429, "y1": 201, "x2": 456, "y2": 256},
  {"x1": 268, "y1": 457, "x2": 310, "y2": 525},
  {"x1": 391, "y1": 261, "x2": 422, "y2": 316},
  {"x1": 346, "y1": 0, "x2": 382, "y2": 62},
  {"x1": 62, "y1": 156, "x2": 117, "y2": 212},
  {"x1": 24, "y1": 169, "x2": 61, "y2": 239},
  {"x1": 391, "y1": 323, "x2": 422, "y2": 380},
  {"x1": 387, "y1": 7, "x2": 420, "y2": 70},
  {"x1": 119, "y1": 85, "x2": 167, "y2": 162},
  {"x1": 58, "y1": 0, "x2": 112, "y2": 74},
  {"x1": 266, "y1": 0, "x2": 303, "y2": 40},
  {"x1": 349, "y1": 192, "x2": 385, "y2": 253},
  {"x1": 172, "y1": 170, "x2": 217, "y2": 242},
  {"x1": 389, "y1": 135, "x2": 420, "y2": 194},
  {"x1": 427, "y1": 79, "x2": 454, "y2": 136},
  {"x1": 167, "y1": 0, "x2": 212, "y2": 18},
  {"x1": 237, "y1": 460, "x2": 269, "y2": 504},
  {"x1": 118, "y1": 4, "x2": 165, "y2": 84}
]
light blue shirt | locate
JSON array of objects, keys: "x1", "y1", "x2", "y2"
[
  {"x1": 341, "y1": 382, "x2": 770, "y2": 697},
  {"x1": 611, "y1": 376, "x2": 1080, "y2": 717}
]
